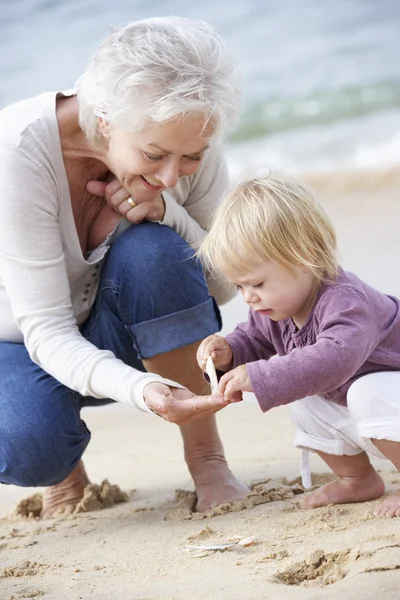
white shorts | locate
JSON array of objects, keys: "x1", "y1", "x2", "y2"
[{"x1": 289, "y1": 371, "x2": 400, "y2": 488}]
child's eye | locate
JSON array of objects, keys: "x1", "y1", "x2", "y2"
[
  {"x1": 235, "y1": 284, "x2": 243, "y2": 291},
  {"x1": 252, "y1": 283, "x2": 264, "y2": 289}
]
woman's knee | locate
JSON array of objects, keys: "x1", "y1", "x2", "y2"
[
  {"x1": 0, "y1": 418, "x2": 90, "y2": 487},
  {"x1": 106, "y1": 223, "x2": 209, "y2": 306},
  {"x1": 0, "y1": 355, "x2": 91, "y2": 487}
]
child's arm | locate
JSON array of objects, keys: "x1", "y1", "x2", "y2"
[
  {"x1": 244, "y1": 288, "x2": 384, "y2": 412},
  {"x1": 225, "y1": 309, "x2": 277, "y2": 366}
]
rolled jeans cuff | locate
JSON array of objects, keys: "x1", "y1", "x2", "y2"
[{"x1": 129, "y1": 297, "x2": 221, "y2": 359}]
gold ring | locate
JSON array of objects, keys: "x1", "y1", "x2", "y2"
[{"x1": 127, "y1": 198, "x2": 137, "y2": 208}]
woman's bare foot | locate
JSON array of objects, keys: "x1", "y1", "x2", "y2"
[
  {"x1": 373, "y1": 490, "x2": 400, "y2": 517},
  {"x1": 301, "y1": 468, "x2": 385, "y2": 509},
  {"x1": 190, "y1": 457, "x2": 251, "y2": 512},
  {"x1": 41, "y1": 460, "x2": 90, "y2": 518}
]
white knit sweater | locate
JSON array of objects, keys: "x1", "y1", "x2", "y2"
[{"x1": 0, "y1": 90, "x2": 235, "y2": 412}]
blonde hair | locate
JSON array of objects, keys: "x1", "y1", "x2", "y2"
[{"x1": 198, "y1": 173, "x2": 339, "y2": 284}]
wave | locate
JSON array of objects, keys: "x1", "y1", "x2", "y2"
[
  {"x1": 231, "y1": 79, "x2": 400, "y2": 142},
  {"x1": 226, "y1": 108, "x2": 400, "y2": 188}
]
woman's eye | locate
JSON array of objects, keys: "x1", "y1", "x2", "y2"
[
  {"x1": 144, "y1": 152, "x2": 164, "y2": 162},
  {"x1": 184, "y1": 155, "x2": 202, "y2": 162}
]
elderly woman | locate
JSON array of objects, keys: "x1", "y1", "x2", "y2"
[{"x1": 0, "y1": 17, "x2": 250, "y2": 517}]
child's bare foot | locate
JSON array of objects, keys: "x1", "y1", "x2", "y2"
[
  {"x1": 373, "y1": 490, "x2": 400, "y2": 517},
  {"x1": 301, "y1": 468, "x2": 385, "y2": 509},
  {"x1": 41, "y1": 460, "x2": 89, "y2": 518}
]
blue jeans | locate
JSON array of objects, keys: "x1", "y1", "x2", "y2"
[{"x1": 0, "y1": 223, "x2": 221, "y2": 487}]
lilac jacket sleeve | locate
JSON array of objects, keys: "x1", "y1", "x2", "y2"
[
  {"x1": 245, "y1": 288, "x2": 381, "y2": 412},
  {"x1": 225, "y1": 309, "x2": 277, "y2": 365}
]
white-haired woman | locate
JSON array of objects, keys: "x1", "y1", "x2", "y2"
[{"x1": 0, "y1": 17, "x2": 250, "y2": 517}]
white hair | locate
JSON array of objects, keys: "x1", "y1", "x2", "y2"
[{"x1": 76, "y1": 16, "x2": 241, "y2": 145}]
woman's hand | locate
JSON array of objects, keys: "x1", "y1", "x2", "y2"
[
  {"x1": 86, "y1": 178, "x2": 166, "y2": 223},
  {"x1": 143, "y1": 382, "x2": 228, "y2": 425},
  {"x1": 197, "y1": 334, "x2": 233, "y2": 372},
  {"x1": 218, "y1": 365, "x2": 253, "y2": 402}
]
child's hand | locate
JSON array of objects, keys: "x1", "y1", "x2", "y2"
[
  {"x1": 219, "y1": 365, "x2": 253, "y2": 402},
  {"x1": 197, "y1": 334, "x2": 233, "y2": 372}
]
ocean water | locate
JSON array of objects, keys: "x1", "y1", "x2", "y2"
[{"x1": 1, "y1": 0, "x2": 400, "y2": 180}]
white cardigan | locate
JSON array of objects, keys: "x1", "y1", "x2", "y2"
[{"x1": 0, "y1": 90, "x2": 235, "y2": 412}]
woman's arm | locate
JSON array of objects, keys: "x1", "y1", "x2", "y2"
[{"x1": 0, "y1": 145, "x2": 190, "y2": 413}]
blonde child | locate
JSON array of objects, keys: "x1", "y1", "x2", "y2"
[{"x1": 197, "y1": 173, "x2": 400, "y2": 517}]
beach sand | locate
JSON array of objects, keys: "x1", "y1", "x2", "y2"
[{"x1": 1, "y1": 174, "x2": 400, "y2": 599}]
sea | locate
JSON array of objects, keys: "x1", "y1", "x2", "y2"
[{"x1": 1, "y1": 0, "x2": 400, "y2": 181}]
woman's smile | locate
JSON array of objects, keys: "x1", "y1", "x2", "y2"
[{"x1": 140, "y1": 175, "x2": 164, "y2": 191}]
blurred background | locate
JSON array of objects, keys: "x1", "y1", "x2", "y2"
[
  {"x1": 1, "y1": 0, "x2": 400, "y2": 315},
  {"x1": 1, "y1": 0, "x2": 400, "y2": 177}
]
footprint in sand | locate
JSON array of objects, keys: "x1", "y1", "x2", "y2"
[
  {"x1": 271, "y1": 548, "x2": 351, "y2": 586},
  {"x1": 14, "y1": 480, "x2": 128, "y2": 519},
  {"x1": 272, "y1": 543, "x2": 400, "y2": 587},
  {"x1": 163, "y1": 478, "x2": 305, "y2": 521},
  {"x1": 1, "y1": 560, "x2": 49, "y2": 578}
]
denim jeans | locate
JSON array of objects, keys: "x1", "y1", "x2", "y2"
[{"x1": 0, "y1": 223, "x2": 221, "y2": 487}]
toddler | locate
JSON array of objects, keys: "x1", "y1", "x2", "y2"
[{"x1": 197, "y1": 173, "x2": 400, "y2": 517}]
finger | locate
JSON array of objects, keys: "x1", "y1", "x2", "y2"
[
  {"x1": 196, "y1": 352, "x2": 206, "y2": 371},
  {"x1": 196, "y1": 339, "x2": 212, "y2": 368},
  {"x1": 123, "y1": 202, "x2": 157, "y2": 224},
  {"x1": 228, "y1": 390, "x2": 243, "y2": 403},
  {"x1": 103, "y1": 177, "x2": 125, "y2": 199},
  {"x1": 224, "y1": 379, "x2": 241, "y2": 401},
  {"x1": 107, "y1": 186, "x2": 132, "y2": 210},
  {"x1": 199, "y1": 344, "x2": 218, "y2": 370},
  {"x1": 204, "y1": 340, "x2": 219, "y2": 360},
  {"x1": 86, "y1": 180, "x2": 107, "y2": 197},
  {"x1": 218, "y1": 371, "x2": 232, "y2": 394}
]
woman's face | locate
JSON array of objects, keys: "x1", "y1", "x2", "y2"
[{"x1": 99, "y1": 114, "x2": 215, "y2": 202}]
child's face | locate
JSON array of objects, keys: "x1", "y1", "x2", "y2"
[{"x1": 221, "y1": 257, "x2": 319, "y2": 329}]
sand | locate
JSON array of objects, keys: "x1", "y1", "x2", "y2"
[
  {"x1": 1, "y1": 401, "x2": 400, "y2": 600},
  {"x1": 1, "y1": 175, "x2": 400, "y2": 599}
]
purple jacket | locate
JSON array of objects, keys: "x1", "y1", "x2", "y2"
[{"x1": 225, "y1": 268, "x2": 400, "y2": 412}]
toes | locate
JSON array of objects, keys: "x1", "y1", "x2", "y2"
[
  {"x1": 373, "y1": 500, "x2": 400, "y2": 518},
  {"x1": 41, "y1": 502, "x2": 76, "y2": 519},
  {"x1": 300, "y1": 493, "x2": 324, "y2": 509}
]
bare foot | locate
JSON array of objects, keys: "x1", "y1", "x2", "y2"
[
  {"x1": 190, "y1": 458, "x2": 251, "y2": 512},
  {"x1": 41, "y1": 460, "x2": 90, "y2": 518},
  {"x1": 373, "y1": 490, "x2": 400, "y2": 517},
  {"x1": 301, "y1": 468, "x2": 385, "y2": 509}
]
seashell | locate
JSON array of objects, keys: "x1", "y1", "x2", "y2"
[
  {"x1": 185, "y1": 541, "x2": 238, "y2": 551},
  {"x1": 238, "y1": 536, "x2": 255, "y2": 547},
  {"x1": 206, "y1": 356, "x2": 219, "y2": 394}
]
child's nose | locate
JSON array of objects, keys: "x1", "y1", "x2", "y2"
[{"x1": 242, "y1": 288, "x2": 258, "y2": 304}]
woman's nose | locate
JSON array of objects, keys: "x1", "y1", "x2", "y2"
[{"x1": 156, "y1": 159, "x2": 180, "y2": 188}]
